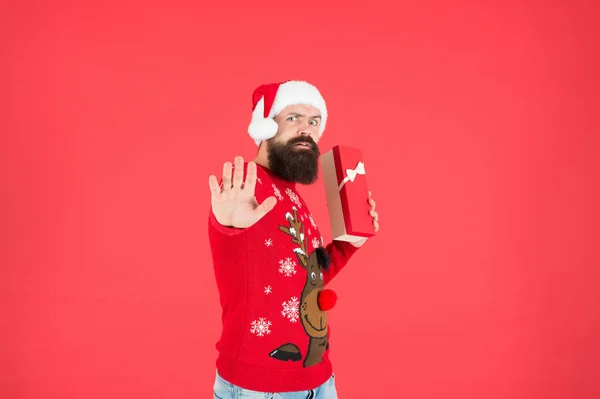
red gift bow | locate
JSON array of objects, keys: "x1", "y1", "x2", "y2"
[{"x1": 338, "y1": 161, "x2": 366, "y2": 191}]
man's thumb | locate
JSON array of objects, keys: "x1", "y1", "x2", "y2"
[{"x1": 255, "y1": 196, "x2": 277, "y2": 218}]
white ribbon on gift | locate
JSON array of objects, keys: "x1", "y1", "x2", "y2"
[{"x1": 338, "y1": 161, "x2": 366, "y2": 191}]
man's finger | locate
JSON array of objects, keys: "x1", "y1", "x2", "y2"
[
  {"x1": 232, "y1": 156, "x2": 244, "y2": 189},
  {"x1": 244, "y1": 161, "x2": 257, "y2": 194},
  {"x1": 208, "y1": 175, "x2": 221, "y2": 198},
  {"x1": 222, "y1": 161, "x2": 233, "y2": 191}
]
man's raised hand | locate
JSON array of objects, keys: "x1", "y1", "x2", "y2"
[{"x1": 208, "y1": 156, "x2": 277, "y2": 228}]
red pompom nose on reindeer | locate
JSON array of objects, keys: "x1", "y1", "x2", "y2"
[{"x1": 318, "y1": 289, "x2": 337, "y2": 311}]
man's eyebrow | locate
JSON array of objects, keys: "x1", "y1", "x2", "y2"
[{"x1": 286, "y1": 112, "x2": 321, "y2": 119}]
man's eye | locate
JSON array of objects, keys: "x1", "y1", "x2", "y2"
[
  {"x1": 288, "y1": 116, "x2": 297, "y2": 121},
  {"x1": 310, "y1": 120, "x2": 317, "y2": 126}
]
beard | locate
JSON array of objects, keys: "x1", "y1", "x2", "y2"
[{"x1": 266, "y1": 135, "x2": 320, "y2": 184}]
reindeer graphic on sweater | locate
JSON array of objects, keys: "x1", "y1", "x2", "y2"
[{"x1": 269, "y1": 207, "x2": 336, "y2": 368}]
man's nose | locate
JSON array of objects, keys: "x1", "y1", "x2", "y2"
[{"x1": 299, "y1": 122, "x2": 313, "y2": 136}]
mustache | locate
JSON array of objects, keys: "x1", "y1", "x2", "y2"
[{"x1": 288, "y1": 136, "x2": 317, "y2": 149}]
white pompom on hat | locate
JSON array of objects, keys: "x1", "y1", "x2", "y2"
[{"x1": 248, "y1": 80, "x2": 328, "y2": 145}]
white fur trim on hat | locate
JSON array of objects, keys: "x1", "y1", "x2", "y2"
[
  {"x1": 248, "y1": 80, "x2": 328, "y2": 145},
  {"x1": 248, "y1": 96, "x2": 279, "y2": 144}
]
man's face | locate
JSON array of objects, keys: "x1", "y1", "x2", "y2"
[{"x1": 265, "y1": 104, "x2": 322, "y2": 184}]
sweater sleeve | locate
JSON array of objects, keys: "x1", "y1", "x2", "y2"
[{"x1": 322, "y1": 240, "x2": 361, "y2": 286}]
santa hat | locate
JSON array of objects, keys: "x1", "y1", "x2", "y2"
[{"x1": 248, "y1": 80, "x2": 328, "y2": 145}]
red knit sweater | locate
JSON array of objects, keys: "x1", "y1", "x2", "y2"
[{"x1": 208, "y1": 162, "x2": 359, "y2": 392}]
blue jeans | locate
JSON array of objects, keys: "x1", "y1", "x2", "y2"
[{"x1": 213, "y1": 370, "x2": 338, "y2": 399}]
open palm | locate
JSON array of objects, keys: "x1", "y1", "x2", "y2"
[{"x1": 208, "y1": 156, "x2": 277, "y2": 228}]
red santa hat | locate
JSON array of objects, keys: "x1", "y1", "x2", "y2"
[{"x1": 248, "y1": 80, "x2": 328, "y2": 145}]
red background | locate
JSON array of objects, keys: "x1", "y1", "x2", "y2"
[{"x1": 1, "y1": 1, "x2": 598, "y2": 398}]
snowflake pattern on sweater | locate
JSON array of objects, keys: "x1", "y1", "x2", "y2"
[
  {"x1": 278, "y1": 257, "x2": 298, "y2": 277},
  {"x1": 250, "y1": 318, "x2": 272, "y2": 337},
  {"x1": 281, "y1": 296, "x2": 300, "y2": 323}
]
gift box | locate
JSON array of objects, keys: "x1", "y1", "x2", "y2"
[{"x1": 321, "y1": 145, "x2": 375, "y2": 242}]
